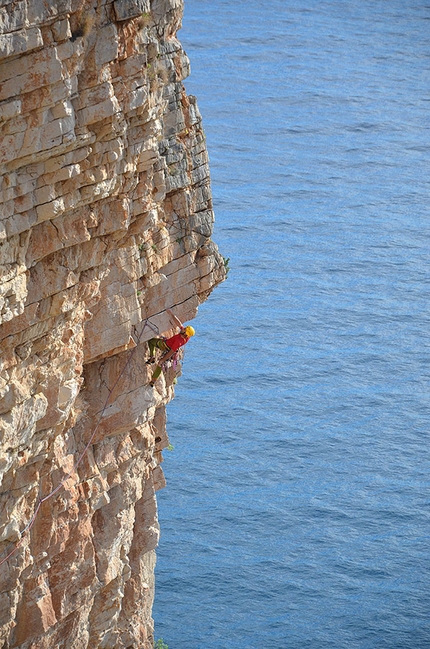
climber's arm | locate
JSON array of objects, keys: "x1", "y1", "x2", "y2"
[{"x1": 166, "y1": 308, "x2": 184, "y2": 331}]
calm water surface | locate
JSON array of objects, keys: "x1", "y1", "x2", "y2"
[{"x1": 153, "y1": 1, "x2": 430, "y2": 647}]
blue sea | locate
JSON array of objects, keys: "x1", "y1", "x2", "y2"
[{"x1": 153, "y1": 1, "x2": 430, "y2": 647}]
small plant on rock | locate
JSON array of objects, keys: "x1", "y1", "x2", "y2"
[
  {"x1": 154, "y1": 640, "x2": 168, "y2": 649},
  {"x1": 223, "y1": 256, "x2": 230, "y2": 277},
  {"x1": 71, "y1": 7, "x2": 95, "y2": 40},
  {"x1": 138, "y1": 12, "x2": 151, "y2": 28}
]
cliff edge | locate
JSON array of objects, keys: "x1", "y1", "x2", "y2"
[{"x1": 0, "y1": 0, "x2": 225, "y2": 646}]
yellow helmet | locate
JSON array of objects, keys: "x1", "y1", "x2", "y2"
[{"x1": 185, "y1": 325, "x2": 195, "y2": 337}]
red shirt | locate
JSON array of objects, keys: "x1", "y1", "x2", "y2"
[{"x1": 166, "y1": 331, "x2": 189, "y2": 352}]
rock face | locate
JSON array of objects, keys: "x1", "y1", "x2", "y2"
[{"x1": 0, "y1": 1, "x2": 225, "y2": 646}]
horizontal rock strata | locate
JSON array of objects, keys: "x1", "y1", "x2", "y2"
[{"x1": 0, "y1": 0, "x2": 225, "y2": 646}]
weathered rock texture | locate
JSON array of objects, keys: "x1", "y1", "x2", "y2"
[{"x1": 0, "y1": 0, "x2": 225, "y2": 646}]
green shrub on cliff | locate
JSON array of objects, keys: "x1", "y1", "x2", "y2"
[
  {"x1": 154, "y1": 639, "x2": 168, "y2": 649},
  {"x1": 223, "y1": 256, "x2": 230, "y2": 277}
]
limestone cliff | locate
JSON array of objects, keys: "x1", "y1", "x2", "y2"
[{"x1": 0, "y1": 1, "x2": 225, "y2": 646}]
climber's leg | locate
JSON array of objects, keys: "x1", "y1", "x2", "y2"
[
  {"x1": 147, "y1": 338, "x2": 168, "y2": 363},
  {"x1": 149, "y1": 364, "x2": 163, "y2": 386}
]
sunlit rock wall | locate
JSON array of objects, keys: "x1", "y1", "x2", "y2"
[{"x1": 0, "y1": 0, "x2": 225, "y2": 646}]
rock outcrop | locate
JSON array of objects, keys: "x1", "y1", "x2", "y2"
[{"x1": 0, "y1": 1, "x2": 225, "y2": 646}]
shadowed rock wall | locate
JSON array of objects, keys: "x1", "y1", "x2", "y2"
[{"x1": 0, "y1": 0, "x2": 225, "y2": 646}]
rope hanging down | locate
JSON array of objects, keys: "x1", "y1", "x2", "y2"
[{"x1": 0, "y1": 318, "x2": 159, "y2": 567}]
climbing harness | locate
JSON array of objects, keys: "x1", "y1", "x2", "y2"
[{"x1": 0, "y1": 317, "x2": 159, "y2": 567}]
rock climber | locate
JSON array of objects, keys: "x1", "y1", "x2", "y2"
[{"x1": 146, "y1": 308, "x2": 195, "y2": 386}]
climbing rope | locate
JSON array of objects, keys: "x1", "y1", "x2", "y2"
[{"x1": 0, "y1": 317, "x2": 159, "y2": 567}]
